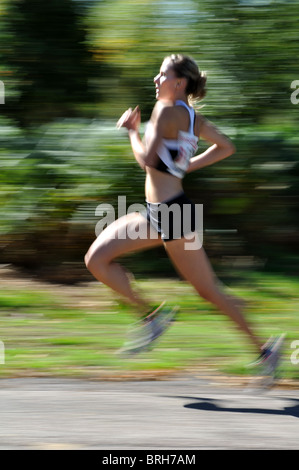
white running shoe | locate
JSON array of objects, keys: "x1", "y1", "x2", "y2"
[
  {"x1": 118, "y1": 302, "x2": 179, "y2": 356},
  {"x1": 250, "y1": 333, "x2": 286, "y2": 387}
]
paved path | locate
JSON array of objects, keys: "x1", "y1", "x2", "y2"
[{"x1": 1, "y1": 377, "x2": 299, "y2": 450}]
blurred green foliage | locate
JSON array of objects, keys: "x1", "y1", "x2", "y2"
[{"x1": 0, "y1": 0, "x2": 298, "y2": 282}]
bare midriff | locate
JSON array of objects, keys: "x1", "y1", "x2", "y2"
[{"x1": 145, "y1": 166, "x2": 183, "y2": 203}]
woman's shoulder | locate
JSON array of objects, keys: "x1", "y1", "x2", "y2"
[
  {"x1": 194, "y1": 110, "x2": 205, "y2": 137},
  {"x1": 152, "y1": 101, "x2": 175, "y2": 116},
  {"x1": 150, "y1": 102, "x2": 177, "y2": 127}
]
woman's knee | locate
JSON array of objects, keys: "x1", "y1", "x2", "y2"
[
  {"x1": 84, "y1": 251, "x2": 92, "y2": 270},
  {"x1": 84, "y1": 250, "x2": 95, "y2": 272},
  {"x1": 84, "y1": 246, "x2": 108, "y2": 274}
]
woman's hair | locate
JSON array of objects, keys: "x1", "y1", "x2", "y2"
[{"x1": 165, "y1": 54, "x2": 207, "y2": 104}]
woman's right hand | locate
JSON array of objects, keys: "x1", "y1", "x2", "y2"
[{"x1": 116, "y1": 106, "x2": 141, "y2": 131}]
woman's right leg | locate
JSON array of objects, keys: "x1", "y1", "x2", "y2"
[
  {"x1": 164, "y1": 233, "x2": 263, "y2": 352},
  {"x1": 84, "y1": 212, "x2": 164, "y2": 311}
]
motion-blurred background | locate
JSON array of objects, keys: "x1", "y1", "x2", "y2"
[{"x1": 0, "y1": 0, "x2": 298, "y2": 282}]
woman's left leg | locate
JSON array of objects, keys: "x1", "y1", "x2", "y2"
[
  {"x1": 164, "y1": 233, "x2": 263, "y2": 353},
  {"x1": 85, "y1": 212, "x2": 164, "y2": 311}
]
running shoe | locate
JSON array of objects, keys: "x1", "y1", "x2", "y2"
[
  {"x1": 146, "y1": 302, "x2": 179, "y2": 343},
  {"x1": 118, "y1": 301, "x2": 179, "y2": 356},
  {"x1": 250, "y1": 333, "x2": 285, "y2": 378}
]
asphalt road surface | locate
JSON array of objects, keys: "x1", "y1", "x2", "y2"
[{"x1": 1, "y1": 377, "x2": 299, "y2": 450}]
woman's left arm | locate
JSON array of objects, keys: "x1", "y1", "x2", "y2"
[{"x1": 187, "y1": 117, "x2": 236, "y2": 174}]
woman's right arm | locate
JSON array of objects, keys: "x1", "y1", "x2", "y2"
[
  {"x1": 118, "y1": 106, "x2": 169, "y2": 171},
  {"x1": 117, "y1": 106, "x2": 147, "y2": 170}
]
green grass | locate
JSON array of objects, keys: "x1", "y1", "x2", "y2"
[{"x1": 0, "y1": 272, "x2": 298, "y2": 382}]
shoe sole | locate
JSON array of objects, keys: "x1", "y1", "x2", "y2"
[
  {"x1": 254, "y1": 333, "x2": 286, "y2": 390},
  {"x1": 118, "y1": 305, "x2": 179, "y2": 356},
  {"x1": 262, "y1": 333, "x2": 286, "y2": 376}
]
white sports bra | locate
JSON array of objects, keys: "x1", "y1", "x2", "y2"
[{"x1": 145, "y1": 100, "x2": 198, "y2": 179}]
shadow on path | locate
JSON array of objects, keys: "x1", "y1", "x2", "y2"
[{"x1": 170, "y1": 396, "x2": 299, "y2": 419}]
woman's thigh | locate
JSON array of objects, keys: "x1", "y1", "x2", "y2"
[{"x1": 85, "y1": 212, "x2": 164, "y2": 265}]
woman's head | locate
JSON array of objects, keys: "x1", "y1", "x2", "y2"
[{"x1": 154, "y1": 54, "x2": 207, "y2": 104}]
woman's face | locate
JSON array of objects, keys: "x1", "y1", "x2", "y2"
[{"x1": 154, "y1": 59, "x2": 178, "y2": 101}]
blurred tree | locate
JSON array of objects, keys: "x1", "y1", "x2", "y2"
[
  {"x1": 0, "y1": 0, "x2": 298, "y2": 280},
  {"x1": 86, "y1": 0, "x2": 203, "y2": 119},
  {"x1": 191, "y1": 0, "x2": 299, "y2": 126},
  {"x1": 0, "y1": 0, "x2": 100, "y2": 126}
]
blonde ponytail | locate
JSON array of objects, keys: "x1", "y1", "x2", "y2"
[{"x1": 165, "y1": 54, "x2": 207, "y2": 105}]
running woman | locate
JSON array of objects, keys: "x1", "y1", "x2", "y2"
[{"x1": 85, "y1": 54, "x2": 284, "y2": 368}]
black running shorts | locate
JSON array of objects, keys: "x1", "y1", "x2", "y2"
[{"x1": 145, "y1": 191, "x2": 198, "y2": 242}]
